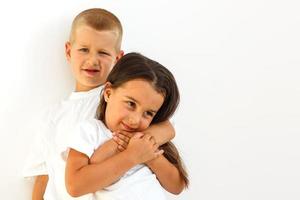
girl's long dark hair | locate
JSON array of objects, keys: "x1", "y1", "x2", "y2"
[{"x1": 96, "y1": 52, "x2": 189, "y2": 187}]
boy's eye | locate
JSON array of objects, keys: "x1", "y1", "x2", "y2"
[
  {"x1": 79, "y1": 48, "x2": 89, "y2": 52},
  {"x1": 98, "y1": 51, "x2": 110, "y2": 56}
]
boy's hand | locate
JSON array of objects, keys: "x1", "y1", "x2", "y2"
[{"x1": 112, "y1": 131, "x2": 134, "y2": 151}]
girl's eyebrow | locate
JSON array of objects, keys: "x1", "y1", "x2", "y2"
[
  {"x1": 125, "y1": 96, "x2": 139, "y2": 104},
  {"x1": 125, "y1": 96, "x2": 158, "y2": 113}
]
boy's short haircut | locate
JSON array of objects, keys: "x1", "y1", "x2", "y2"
[{"x1": 69, "y1": 8, "x2": 123, "y2": 51}]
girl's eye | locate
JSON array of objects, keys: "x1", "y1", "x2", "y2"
[
  {"x1": 79, "y1": 48, "x2": 88, "y2": 52},
  {"x1": 127, "y1": 101, "x2": 135, "y2": 108},
  {"x1": 145, "y1": 111, "x2": 154, "y2": 118}
]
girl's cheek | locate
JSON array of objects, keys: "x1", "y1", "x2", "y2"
[
  {"x1": 118, "y1": 107, "x2": 129, "y2": 118},
  {"x1": 141, "y1": 120, "x2": 151, "y2": 130}
]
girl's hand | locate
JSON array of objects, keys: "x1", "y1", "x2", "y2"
[
  {"x1": 112, "y1": 131, "x2": 134, "y2": 151},
  {"x1": 125, "y1": 133, "x2": 164, "y2": 164}
]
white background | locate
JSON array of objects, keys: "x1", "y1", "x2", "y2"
[{"x1": 0, "y1": 0, "x2": 300, "y2": 199}]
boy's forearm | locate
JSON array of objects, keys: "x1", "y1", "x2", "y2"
[
  {"x1": 147, "y1": 155, "x2": 185, "y2": 195},
  {"x1": 90, "y1": 139, "x2": 119, "y2": 164},
  {"x1": 32, "y1": 175, "x2": 48, "y2": 200},
  {"x1": 145, "y1": 121, "x2": 175, "y2": 145}
]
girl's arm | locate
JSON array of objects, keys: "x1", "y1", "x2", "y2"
[
  {"x1": 139, "y1": 121, "x2": 187, "y2": 194},
  {"x1": 113, "y1": 120, "x2": 186, "y2": 194},
  {"x1": 66, "y1": 148, "x2": 136, "y2": 197},
  {"x1": 90, "y1": 120, "x2": 174, "y2": 164},
  {"x1": 65, "y1": 134, "x2": 162, "y2": 197},
  {"x1": 113, "y1": 120, "x2": 174, "y2": 151},
  {"x1": 146, "y1": 155, "x2": 186, "y2": 194},
  {"x1": 89, "y1": 139, "x2": 119, "y2": 164},
  {"x1": 144, "y1": 120, "x2": 175, "y2": 145}
]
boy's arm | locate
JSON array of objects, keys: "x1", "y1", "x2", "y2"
[
  {"x1": 146, "y1": 155, "x2": 186, "y2": 194},
  {"x1": 32, "y1": 175, "x2": 48, "y2": 200}
]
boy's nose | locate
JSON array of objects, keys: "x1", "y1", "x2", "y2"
[{"x1": 87, "y1": 54, "x2": 99, "y2": 67}]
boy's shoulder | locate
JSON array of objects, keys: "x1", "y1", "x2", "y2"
[
  {"x1": 38, "y1": 86, "x2": 103, "y2": 126},
  {"x1": 34, "y1": 99, "x2": 71, "y2": 127},
  {"x1": 39, "y1": 101, "x2": 64, "y2": 121}
]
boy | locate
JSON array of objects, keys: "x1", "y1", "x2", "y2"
[{"x1": 23, "y1": 8, "x2": 176, "y2": 200}]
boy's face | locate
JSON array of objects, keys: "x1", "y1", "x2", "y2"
[
  {"x1": 103, "y1": 79, "x2": 164, "y2": 133},
  {"x1": 65, "y1": 25, "x2": 123, "y2": 92}
]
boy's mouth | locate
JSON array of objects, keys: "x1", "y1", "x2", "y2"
[{"x1": 82, "y1": 69, "x2": 100, "y2": 77}]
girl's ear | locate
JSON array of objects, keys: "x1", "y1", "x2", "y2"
[{"x1": 103, "y1": 82, "x2": 113, "y2": 102}]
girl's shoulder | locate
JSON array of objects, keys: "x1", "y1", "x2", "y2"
[
  {"x1": 79, "y1": 118, "x2": 105, "y2": 130},
  {"x1": 77, "y1": 118, "x2": 112, "y2": 140}
]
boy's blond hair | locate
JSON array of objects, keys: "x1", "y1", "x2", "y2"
[{"x1": 69, "y1": 8, "x2": 123, "y2": 51}]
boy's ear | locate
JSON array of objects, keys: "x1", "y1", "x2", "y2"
[
  {"x1": 104, "y1": 82, "x2": 113, "y2": 102},
  {"x1": 115, "y1": 50, "x2": 124, "y2": 63},
  {"x1": 65, "y1": 42, "x2": 71, "y2": 61}
]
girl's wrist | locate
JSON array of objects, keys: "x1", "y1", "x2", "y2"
[
  {"x1": 123, "y1": 148, "x2": 140, "y2": 165},
  {"x1": 106, "y1": 139, "x2": 119, "y2": 153},
  {"x1": 145, "y1": 155, "x2": 160, "y2": 168}
]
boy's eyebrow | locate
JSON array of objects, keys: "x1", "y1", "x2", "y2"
[
  {"x1": 125, "y1": 96, "x2": 157, "y2": 113},
  {"x1": 78, "y1": 44, "x2": 88, "y2": 47},
  {"x1": 77, "y1": 44, "x2": 110, "y2": 52},
  {"x1": 75, "y1": 43, "x2": 87, "y2": 48}
]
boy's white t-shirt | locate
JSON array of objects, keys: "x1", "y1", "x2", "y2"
[
  {"x1": 63, "y1": 118, "x2": 166, "y2": 200},
  {"x1": 23, "y1": 86, "x2": 103, "y2": 200}
]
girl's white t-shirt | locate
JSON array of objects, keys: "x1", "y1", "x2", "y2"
[{"x1": 63, "y1": 119, "x2": 166, "y2": 200}]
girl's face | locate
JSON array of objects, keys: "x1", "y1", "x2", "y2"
[{"x1": 103, "y1": 79, "x2": 164, "y2": 132}]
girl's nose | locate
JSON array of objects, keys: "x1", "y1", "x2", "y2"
[{"x1": 128, "y1": 113, "x2": 141, "y2": 128}]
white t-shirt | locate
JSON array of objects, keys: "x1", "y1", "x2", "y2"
[
  {"x1": 23, "y1": 86, "x2": 103, "y2": 200},
  {"x1": 63, "y1": 119, "x2": 166, "y2": 200}
]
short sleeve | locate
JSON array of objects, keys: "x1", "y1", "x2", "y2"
[
  {"x1": 64, "y1": 119, "x2": 103, "y2": 159},
  {"x1": 22, "y1": 108, "x2": 53, "y2": 178},
  {"x1": 23, "y1": 133, "x2": 47, "y2": 177}
]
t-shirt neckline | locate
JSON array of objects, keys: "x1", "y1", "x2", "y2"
[{"x1": 69, "y1": 85, "x2": 103, "y2": 100}]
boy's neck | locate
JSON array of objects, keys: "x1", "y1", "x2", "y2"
[{"x1": 75, "y1": 84, "x2": 100, "y2": 92}]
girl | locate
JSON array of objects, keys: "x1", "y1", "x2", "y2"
[{"x1": 64, "y1": 53, "x2": 189, "y2": 199}]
